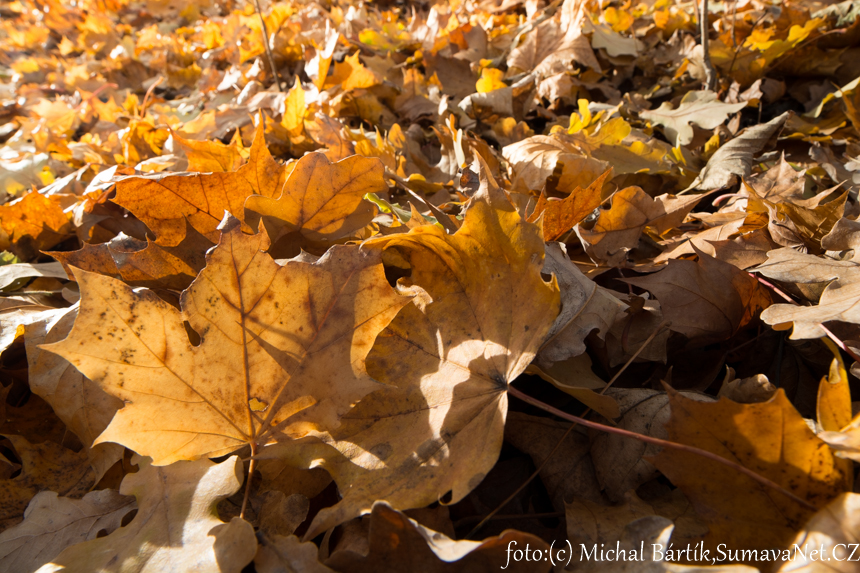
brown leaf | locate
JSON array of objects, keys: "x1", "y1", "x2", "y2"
[
  {"x1": 42, "y1": 218, "x2": 412, "y2": 465},
  {"x1": 325, "y1": 502, "x2": 551, "y2": 573},
  {"x1": 0, "y1": 436, "x2": 95, "y2": 533},
  {"x1": 0, "y1": 192, "x2": 73, "y2": 254},
  {"x1": 113, "y1": 123, "x2": 285, "y2": 246},
  {"x1": 623, "y1": 249, "x2": 771, "y2": 344},
  {"x1": 0, "y1": 489, "x2": 134, "y2": 573},
  {"x1": 652, "y1": 388, "x2": 851, "y2": 561}
]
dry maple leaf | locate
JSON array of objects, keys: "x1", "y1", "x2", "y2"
[
  {"x1": 42, "y1": 217, "x2": 412, "y2": 464},
  {"x1": 0, "y1": 489, "x2": 135, "y2": 573},
  {"x1": 652, "y1": 387, "x2": 852, "y2": 559},
  {"x1": 25, "y1": 305, "x2": 124, "y2": 481},
  {"x1": 244, "y1": 152, "x2": 383, "y2": 248},
  {"x1": 0, "y1": 191, "x2": 73, "y2": 255},
  {"x1": 268, "y1": 164, "x2": 560, "y2": 539},
  {"x1": 35, "y1": 456, "x2": 257, "y2": 573},
  {"x1": 503, "y1": 135, "x2": 610, "y2": 195},
  {"x1": 623, "y1": 248, "x2": 771, "y2": 345},
  {"x1": 112, "y1": 122, "x2": 284, "y2": 246}
]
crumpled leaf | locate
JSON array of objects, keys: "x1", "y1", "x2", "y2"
[
  {"x1": 113, "y1": 124, "x2": 285, "y2": 246},
  {"x1": 269, "y1": 163, "x2": 560, "y2": 540},
  {"x1": 42, "y1": 218, "x2": 412, "y2": 465},
  {"x1": 652, "y1": 387, "x2": 852, "y2": 559},
  {"x1": 0, "y1": 489, "x2": 135, "y2": 573},
  {"x1": 537, "y1": 242, "x2": 627, "y2": 366},
  {"x1": 325, "y1": 501, "x2": 551, "y2": 573},
  {"x1": 502, "y1": 135, "x2": 610, "y2": 195},
  {"x1": 255, "y1": 532, "x2": 334, "y2": 573},
  {"x1": 689, "y1": 112, "x2": 789, "y2": 191},
  {"x1": 36, "y1": 456, "x2": 257, "y2": 573}
]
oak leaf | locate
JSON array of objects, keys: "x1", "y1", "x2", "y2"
[
  {"x1": 42, "y1": 218, "x2": 412, "y2": 465},
  {"x1": 36, "y1": 456, "x2": 257, "y2": 573},
  {"x1": 640, "y1": 90, "x2": 746, "y2": 147},
  {"x1": 757, "y1": 247, "x2": 860, "y2": 339}
]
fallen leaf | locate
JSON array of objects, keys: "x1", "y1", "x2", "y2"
[
  {"x1": 652, "y1": 387, "x2": 851, "y2": 560},
  {"x1": 529, "y1": 170, "x2": 612, "y2": 241},
  {"x1": 623, "y1": 249, "x2": 771, "y2": 345},
  {"x1": 36, "y1": 456, "x2": 257, "y2": 573},
  {"x1": 113, "y1": 122, "x2": 285, "y2": 246},
  {"x1": 689, "y1": 112, "x2": 789, "y2": 191},
  {"x1": 269, "y1": 164, "x2": 559, "y2": 540},
  {"x1": 244, "y1": 152, "x2": 383, "y2": 248},
  {"x1": 0, "y1": 489, "x2": 135, "y2": 573},
  {"x1": 0, "y1": 262, "x2": 67, "y2": 291},
  {"x1": 325, "y1": 501, "x2": 551, "y2": 573},
  {"x1": 640, "y1": 91, "x2": 746, "y2": 146},
  {"x1": 42, "y1": 217, "x2": 412, "y2": 464}
]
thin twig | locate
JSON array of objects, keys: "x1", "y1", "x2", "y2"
[
  {"x1": 466, "y1": 322, "x2": 670, "y2": 539},
  {"x1": 752, "y1": 273, "x2": 860, "y2": 364},
  {"x1": 700, "y1": 0, "x2": 717, "y2": 91},
  {"x1": 139, "y1": 76, "x2": 164, "y2": 119},
  {"x1": 507, "y1": 385, "x2": 817, "y2": 511},
  {"x1": 251, "y1": 0, "x2": 283, "y2": 92}
]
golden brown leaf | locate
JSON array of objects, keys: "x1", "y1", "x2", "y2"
[
  {"x1": 42, "y1": 219, "x2": 412, "y2": 465},
  {"x1": 244, "y1": 152, "x2": 383, "y2": 248},
  {"x1": 652, "y1": 388, "x2": 852, "y2": 560},
  {"x1": 0, "y1": 192, "x2": 72, "y2": 254},
  {"x1": 528, "y1": 170, "x2": 612, "y2": 241},
  {"x1": 268, "y1": 165, "x2": 559, "y2": 539}
]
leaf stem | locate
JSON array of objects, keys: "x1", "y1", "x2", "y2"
[
  {"x1": 506, "y1": 385, "x2": 817, "y2": 512},
  {"x1": 240, "y1": 443, "x2": 257, "y2": 520},
  {"x1": 466, "y1": 321, "x2": 670, "y2": 539}
]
